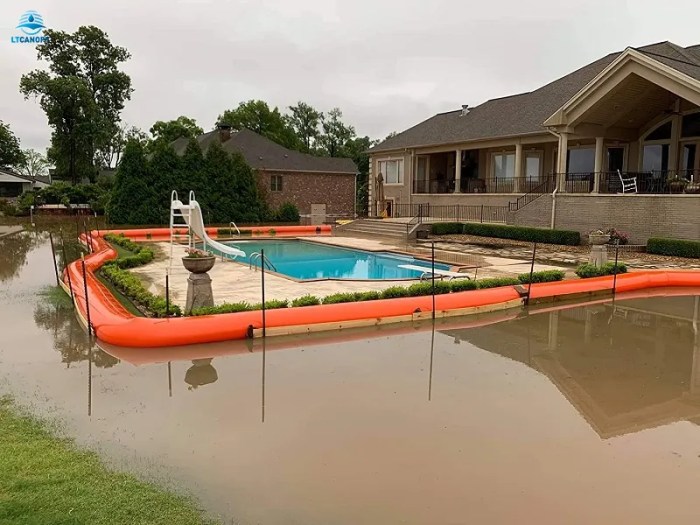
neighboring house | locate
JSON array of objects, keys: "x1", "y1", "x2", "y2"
[
  {"x1": 172, "y1": 126, "x2": 358, "y2": 219},
  {"x1": 0, "y1": 168, "x2": 50, "y2": 198},
  {"x1": 369, "y1": 41, "x2": 700, "y2": 242}
]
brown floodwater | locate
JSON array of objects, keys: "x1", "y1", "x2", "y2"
[{"x1": 2, "y1": 226, "x2": 700, "y2": 524}]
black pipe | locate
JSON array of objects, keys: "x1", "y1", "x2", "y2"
[
  {"x1": 48, "y1": 232, "x2": 60, "y2": 286},
  {"x1": 81, "y1": 258, "x2": 93, "y2": 337},
  {"x1": 612, "y1": 241, "x2": 620, "y2": 296},
  {"x1": 261, "y1": 248, "x2": 266, "y2": 337},
  {"x1": 165, "y1": 272, "x2": 170, "y2": 317},
  {"x1": 431, "y1": 241, "x2": 436, "y2": 320}
]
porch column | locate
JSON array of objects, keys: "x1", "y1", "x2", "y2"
[
  {"x1": 454, "y1": 149, "x2": 462, "y2": 193},
  {"x1": 669, "y1": 109, "x2": 682, "y2": 174},
  {"x1": 593, "y1": 136, "x2": 604, "y2": 193},
  {"x1": 556, "y1": 132, "x2": 569, "y2": 190},
  {"x1": 514, "y1": 143, "x2": 523, "y2": 192}
]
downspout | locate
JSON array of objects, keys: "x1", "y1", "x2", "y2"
[
  {"x1": 546, "y1": 126, "x2": 562, "y2": 230},
  {"x1": 550, "y1": 186, "x2": 558, "y2": 230}
]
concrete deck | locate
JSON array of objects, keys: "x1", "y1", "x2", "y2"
[{"x1": 131, "y1": 238, "x2": 569, "y2": 308}]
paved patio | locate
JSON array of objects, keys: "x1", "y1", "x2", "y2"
[{"x1": 131, "y1": 238, "x2": 568, "y2": 308}]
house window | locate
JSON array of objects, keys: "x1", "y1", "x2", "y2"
[
  {"x1": 642, "y1": 144, "x2": 669, "y2": 172},
  {"x1": 378, "y1": 159, "x2": 403, "y2": 184},
  {"x1": 492, "y1": 153, "x2": 515, "y2": 179},
  {"x1": 271, "y1": 174, "x2": 283, "y2": 192},
  {"x1": 566, "y1": 147, "x2": 595, "y2": 174},
  {"x1": 524, "y1": 152, "x2": 542, "y2": 179},
  {"x1": 681, "y1": 112, "x2": 700, "y2": 138}
]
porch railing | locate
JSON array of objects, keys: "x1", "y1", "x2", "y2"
[
  {"x1": 393, "y1": 203, "x2": 507, "y2": 223},
  {"x1": 555, "y1": 170, "x2": 700, "y2": 194},
  {"x1": 413, "y1": 176, "x2": 546, "y2": 194}
]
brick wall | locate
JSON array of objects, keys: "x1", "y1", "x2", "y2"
[
  {"x1": 511, "y1": 194, "x2": 700, "y2": 243},
  {"x1": 260, "y1": 170, "x2": 355, "y2": 217}
]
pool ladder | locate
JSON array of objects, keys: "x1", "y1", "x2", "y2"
[
  {"x1": 249, "y1": 252, "x2": 277, "y2": 272},
  {"x1": 229, "y1": 221, "x2": 241, "y2": 236}
]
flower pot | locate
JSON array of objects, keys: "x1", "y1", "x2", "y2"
[
  {"x1": 588, "y1": 233, "x2": 610, "y2": 245},
  {"x1": 182, "y1": 255, "x2": 216, "y2": 274}
]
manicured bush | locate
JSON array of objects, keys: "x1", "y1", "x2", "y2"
[
  {"x1": 517, "y1": 270, "x2": 565, "y2": 284},
  {"x1": 406, "y1": 281, "x2": 451, "y2": 296},
  {"x1": 476, "y1": 277, "x2": 521, "y2": 289},
  {"x1": 322, "y1": 292, "x2": 358, "y2": 304},
  {"x1": 255, "y1": 299, "x2": 290, "y2": 310},
  {"x1": 575, "y1": 262, "x2": 628, "y2": 278},
  {"x1": 104, "y1": 233, "x2": 155, "y2": 269},
  {"x1": 291, "y1": 294, "x2": 321, "y2": 307},
  {"x1": 449, "y1": 279, "x2": 478, "y2": 292},
  {"x1": 101, "y1": 265, "x2": 181, "y2": 317},
  {"x1": 647, "y1": 237, "x2": 700, "y2": 259},
  {"x1": 431, "y1": 222, "x2": 464, "y2": 235},
  {"x1": 190, "y1": 302, "x2": 253, "y2": 316},
  {"x1": 454, "y1": 223, "x2": 580, "y2": 246},
  {"x1": 273, "y1": 202, "x2": 301, "y2": 223},
  {"x1": 380, "y1": 286, "x2": 410, "y2": 299},
  {"x1": 353, "y1": 291, "x2": 381, "y2": 301}
]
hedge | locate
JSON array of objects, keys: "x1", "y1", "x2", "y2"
[
  {"x1": 575, "y1": 262, "x2": 628, "y2": 278},
  {"x1": 431, "y1": 222, "x2": 581, "y2": 246},
  {"x1": 101, "y1": 265, "x2": 181, "y2": 317},
  {"x1": 517, "y1": 270, "x2": 565, "y2": 284},
  {"x1": 476, "y1": 277, "x2": 521, "y2": 289},
  {"x1": 104, "y1": 233, "x2": 155, "y2": 269},
  {"x1": 291, "y1": 294, "x2": 321, "y2": 307},
  {"x1": 647, "y1": 238, "x2": 700, "y2": 259}
]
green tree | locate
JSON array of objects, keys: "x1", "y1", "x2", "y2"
[
  {"x1": 286, "y1": 101, "x2": 323, "y2": 153},
  {"x1": 0, "y1": 121, "x2": 25, "y2": 169},
  {"x1": 217, "y1": 100, "x2": 300, "y2": 150},
  {"x1": 107, "y1": 140, "x2": 157, "y2": 225},
  {"x1": 318, "y1": 108, "x2": 355, "y2": 157},
  {"x1": 17, "y1": 148, "x2": 49, "y2": 178},
  {"x1": 20, "y1": 26, "x2": 132, "y2": 183},
  {"x1": 149, "y1": 116, "x2": 203, "y2": 146},
  {"x1": 342, "y1": 136, "x2": 377, "y2": 216}
]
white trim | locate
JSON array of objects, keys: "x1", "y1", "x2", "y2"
[{"x1": 377, "y1": 156, "x2": 405, "y2": 186}]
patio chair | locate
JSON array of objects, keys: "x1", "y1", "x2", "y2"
[{"x1": 616, "y1": 170, "x2": 637, "y2": 193}]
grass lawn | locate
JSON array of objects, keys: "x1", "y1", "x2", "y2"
[{"x1": 0, "y1": 397, "x2": 218, "y2": 525}]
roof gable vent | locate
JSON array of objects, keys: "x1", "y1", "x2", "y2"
[{"x1": 461, "y1": 105, "x2": 470, "y2": 116}]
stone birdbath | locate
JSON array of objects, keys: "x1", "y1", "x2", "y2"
[
  {"x1": 182, "y1": 248, "x2": 216, "y2": 314},
  {"x1": 588, "y1": 231, "x2": 610, "y2": 245},
  {"x1": 588, "y1": 231, "x2": 610, "y2": 267}
]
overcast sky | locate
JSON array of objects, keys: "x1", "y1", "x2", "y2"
[{"x1": 2, "y1": 0, "x2": 700, "y2": 152}]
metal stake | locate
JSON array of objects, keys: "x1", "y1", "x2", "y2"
[
  {"x1": 81, "y1": 257, "x2": 93, "y2": 337},
  {"x1": 165, "y1": 271, "x2": 170, "y2": 317},
  {"x1": 525, "y1": 242, "x2": 537, "y2": 306},
  {"x1": 612, "y1": 240, "x2": 620, "y2": 296},
  {"x1": 48, "y1": 232, "x2": 60, "y2": 286},
  {"x1": 431, "y1": 241, "x2": 436, "y2": 319},
  {"x1": 60, "y1": 230, "x2": 75, "y2": 305},
  {"x1": 261, "y1": 248, "x2": 266, "y2": 337}
]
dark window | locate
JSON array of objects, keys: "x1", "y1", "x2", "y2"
[
  {"x1": 645, "y1": 121, "x2": 672, "y2": 141},
  {"x1": 607, "y1": 147, "x2": 625, "y2": 172},
  {"x1": 271, "y1": 175, "x2": 283, "y2": 192},
  {"x1": 681, "y1": 112, "x2": 700, "y2": 138}
]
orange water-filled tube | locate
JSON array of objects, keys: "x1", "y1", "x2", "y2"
[{"x1": 64, "y1": 228, "x2": 700, "y2": 348}]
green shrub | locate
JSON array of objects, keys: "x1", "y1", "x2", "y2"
[
  {"x1": 406, "y1": 281, "x2": 452, "y2": 296},
  {"x1": 449, "y1": 279, "x2": 478, "y2": 292},
  {"x1": 455, "y1": 223, "x2": 581, "y2": 246},
  {"x1": 354, "y1": 291, "x2": 381, "y2": 301},
  {"x1": 291, "y1": 294, "x2": 321, "y2": 307},
  {"x1": 0, "y1": 198, "x2": 18, "y2": 216},
  {"x1": 476, "y1": 277, "x2": 521, "y2": 289},
  {"x1": 273, "y1": 202, "x2": 301, "y2": 223},
  {"x1": 258, "y1": 299, "x2": 289, "y2": 310},
  {"x1": 190, "y1": 302, "x2": 253, "y2": 316},
  {"x1": 322, "y1": 292, "x2": 358, "y2": 304},
  {"x1": 647, "y1": 237, "x2": 700, "y2": 259},
  {"x1": 517, "y1": 270, "x2": 565, "y2": 284},
  {"x1": 431, "y1": 222, "x2": 464, "y2": 235},
  {"x1": 104, "y1": 234, "x2": 155, "y2": 269},
  {"x1": 380, "y1": 286, "x2": 410, "y2": 299},
  {"x1": 575, "y1": 262, "x2": 628, "y2": 278},
  {"x1": 101, "y1": 265, "x2": 181, "y2": 317}
]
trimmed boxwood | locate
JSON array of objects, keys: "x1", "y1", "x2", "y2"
[
  {"x1": 476, "y1": 277, "x2": 521, "y2": 289},
  {"x1": 518, "y1": 270, "x2": 565, "y2": 284},
  {"x1": 291, "y1": 294, "x2": 321, "y2": 307},
  {"x1": 190, "y1": 302, "x2": 253, "y2": 316},
  {"x1": 406, "y1": 281, "x2": 451, "y2": 296},
  {"x1": 380, "y1": 286, "x2": 410, "y2": 299},
  {"x1": 575, "y1": 262, "x2": 628, "y2": 278},
  {"x1": 101, "y1": 264, "x2": 181, "y2": 317},
  {"x1": 647, "y1": 237, "x2": 700, "y2": 259},
  {"x1": 449, "y1": 279, "x2": 478, "y2": 292},
  {"x1": 104, "y1": 233, "x2": 155, "y2": 269},
  {"x1": 322, "y1": 292, "x2": 357, "y2": 304},
  {"x1": 431, "y1": 222, "x2": 464, "y2": 235}
]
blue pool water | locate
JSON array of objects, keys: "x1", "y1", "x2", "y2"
[{"x1": 218, "y1": 240, "x2": 451, "y2": 280}]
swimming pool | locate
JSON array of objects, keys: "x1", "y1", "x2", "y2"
[{"x1": 218, "y1": 239, "x2": 451, "y2": 280}]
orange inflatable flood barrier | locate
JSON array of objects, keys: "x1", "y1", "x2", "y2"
[{"x1": 63, "y1": 227, "x2": 700, "y2": 348}]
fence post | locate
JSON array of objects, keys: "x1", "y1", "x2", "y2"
[
  {"x1": 60, "y1": 230, "x2": 75, "y2": 305},
  {"x1": 431, "y1": 241, "x2": 436, "y2": 320},
  {"x1": 612, "y1": 240, "x2": 620, "y2": 296},
  {"x1": 165, "y1": 270, "x2": 170, "y2": 317},
  {"x1": 525, "y1": 242, "x2": 537, "y2": 306},
  {"x1": 261, "y1": 248, "x2": 266, "y2": 338},
  {"x1": 480, "y1": 204, "x2": 484, "y2": 223},
  {"x1": 48, "y1": 232, "x2": 60, "y2": 286},
  {"x1": 81, "y1": 257, "x2": 93, "y2": 337}
]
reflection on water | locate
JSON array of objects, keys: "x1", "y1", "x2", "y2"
[
  {"x1": 0, "y1": 230, "x2": 44, "y2": 282},
  {"x1": 2, "y1": 222, "x2": 700, "y2": 524}
]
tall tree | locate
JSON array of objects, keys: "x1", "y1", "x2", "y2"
[
  {"x1": 286, "y1": 101, "x2": 323, "y2": 153},
  {"x1": 342, "y1": 136, "x2": 377, "y2": 216},
  {"x1": 107, "y1": 140, "x2": 158, "y2": 225},
  {"x1": 17, "y1": 148, "x2": 50, "y2": 178},
  {"x1": 318, "y1": 108, "x2": 355, "y2": 157},
  {"x1": 99, "y1": 125, "x2": 147, "y2": 168},
  {"x1": 150, "y1": 116, "x2": 203, "y2": 145},
  {"x1": 217, "y1": 100, "x2": 300, "y2": 150},
  {"x1": 0, "y1": 121, "x2": 25, "y2": 169},
  {"x1": 20, "y1": 26, "x2": 132, "y2": 183}
]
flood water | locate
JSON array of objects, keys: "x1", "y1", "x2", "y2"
[{"x1": 2, "y1": 225, "x2": 700, "y2": 524}]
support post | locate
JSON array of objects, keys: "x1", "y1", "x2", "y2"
[
  {"x1": 165, "y1": 271, "x2": 170, "y2": 317},
  {"x1": 612, "y1": 241, "x2": 620, "y2": 296},
  {"x1": 60, "y1": 230, "x2": 75, "y2": 305},
  {"x1": 556, "y1": 132, "x2": 569, "y2": 190},
  {"x1": 261, "y1": 248, "x2": 266, "y2": 338},
  {"x1": 454, "y1": 149, "x2": 462, "y2": 193},
  {"x1": 525, "y1": 242, "x2": 537, "y2": 305},
  {"x1": 514, "y1": 143, "x2": 523, "y2": 193},
  {"x1": 48, "y1": 232, "x2": 60, "y2": 286},
  {"x1": 81, "y1": 257, "x2": 93, "y2": 337},
  {"x1": 593, "y1": 136, "x2": 604, "y2": 193},
  {"x1": 431, "y1": 241, "x2": 436, "y2": 320}
]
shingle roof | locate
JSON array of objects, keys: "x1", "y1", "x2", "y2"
[
  {"x1": 370, "y1": 41, "x2": 700, "y2": 153},
  {"x1": 172, "y1": 129, "x2": 357, "y2": 174},
  {"x1": 0, "y1": 167, "x2": 50, "y2": 185}
]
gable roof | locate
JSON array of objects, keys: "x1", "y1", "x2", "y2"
[
  {"x1": 172, "y1": 129, "x2": 357, "y2": 174},
  {"x1": 0, "y1": 168, "x2": 50, "y2": 186},
  {"x1": 370, "y1": 41, "x2": 700, "y2": 153}
]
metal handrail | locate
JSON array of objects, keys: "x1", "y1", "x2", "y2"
[
  {"x1": 508, "y1": 176, "x2": 556, "y2": 212},
  {"x1": 405, "y1": 204, "x2": 425, "y2": 236},
  {"x1": 229, "y1": 221, "x2": 241, "y2": 236},
  {"x1": 249, "y1": 252, "x2": 277, "y2": 272}
]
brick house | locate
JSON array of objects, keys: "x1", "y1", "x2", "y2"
[
  {"x1": 172, "y1": 126, "x2": 357, "y2": 219},
  {"x1": 368, "y1": 41, "x2": 700, "y2": 243}
]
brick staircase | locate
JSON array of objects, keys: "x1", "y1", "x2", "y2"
[{"x1": 335, "y1": 219, "x2": 411, "y2": 242}]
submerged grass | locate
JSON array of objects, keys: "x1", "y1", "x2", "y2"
[
  {"x1": 38, "y1": 285, "x2": 74, "y2": 309},
  {"x1": 0, "y1": 397, "x2": 218, "y2": 525}
]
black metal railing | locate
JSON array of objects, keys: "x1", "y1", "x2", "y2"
[
  {"x1": 552, "y1": 170, "x2": 700, "y2": 194},
  {"x1": 508, "y1": 175, "x2": 557, "y2": 212},
  {"x1": 413, "y1": 176, "x2": 546, "y2": 195},
  {"x1": 394, "y1": 203, "x2": 507, "y2": 223}
]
